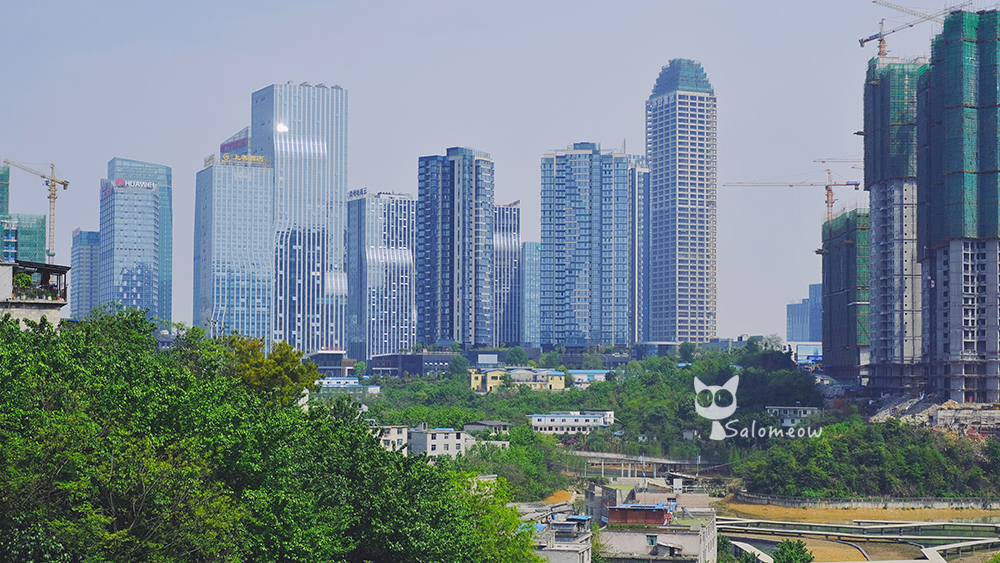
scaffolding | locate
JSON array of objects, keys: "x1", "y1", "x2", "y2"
[
  {"x1": 863, "y1": 57, "x2": 927, "y2": 189},
  {"x1": 822, "y1": 209, "x2": 871, "y2": 384}
]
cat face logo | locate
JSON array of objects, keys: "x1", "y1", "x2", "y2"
[{"x1": 694, "y1": 375, "x2": 738, "y2": 440}]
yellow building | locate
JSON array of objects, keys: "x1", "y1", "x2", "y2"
[
  {"x1": 470, "y1": 369, "x2": 566, "y2": 392},
  {"x1": 470, "y1": 369, "x2": 507, "y2": 393}
]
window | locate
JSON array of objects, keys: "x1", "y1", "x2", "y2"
[
  {"x1": 444, "y1": 444, "x2": 449, "y2": 451},
  {"x1": 647, "y1": 535, "x2": 657, "y2": 546},
  {"x1": 431, "y1": 444, "x2": 436, "y2": 451}
]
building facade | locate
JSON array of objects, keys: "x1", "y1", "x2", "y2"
[
  {"x1": 918, "y1": 11, "x2": 1000, "y2": 402},
  {"x1": 99, "y1": 158, "x2": 171, "y2": 322},
  {"x1": 630, "y1": 157, "x2": 651, "y2": 344},
  {"x1": 416, "y1": 147, "x2": 494, "y2": 347},
  {"x1": 346, "y1": 191, "x2": 417, "y2": 362},
  {"x1": 193, "y1": 127, "x2": 275, "y2": 340},
  {"x1": 821, "y1": 209, "x2": 870, "y2": 384},
  {"x1": 540, "y1": 143, "x2": 631, "y2": 347},
  {"x1": 250, "y1": 82, "x2": 348, "y2": 353},
  {"x1": 645, "y1": 59, "x2": 718, "y2": 343},
  {"x1": 786, "y1": 283, "x2": 822, "y2": 343},
  {"x1": 1, "y1": 166, "x2": 47, "y2": 264},
  {"x1": 494, "y1": 202, "x2": 520, "y2": 347},
  {"x1": 70, "y1": 229, "x2": 101, "y2": 319},
  {"x1": 865, "y1": 56, "x2": 927, "y2": 392},
  {"x1": 520, "y1": 242, "x2": 541, "y2": 348}
]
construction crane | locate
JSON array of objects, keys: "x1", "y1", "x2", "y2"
[
  {"x1": 2, "y1": 160, "x2": 69, "y2": 264},
  {"x1": 815, "y1": 157, "x2": 864, "y2": 170},
  {"x1": 860, "y1": 1, "x2": 971, "y2": 57},
  {"x1": 724, "y1": 169, "x2": 860, "y2": 222}
]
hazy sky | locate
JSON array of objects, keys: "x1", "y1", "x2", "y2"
[{"x1": 0, "y1": 0, "x2": 967, "y2": 339}]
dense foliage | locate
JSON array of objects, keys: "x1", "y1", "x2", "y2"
[
  {"x1": 0, "y1": 310, "x2": 539, "y2": 563},
  {"x1": 738, "y1": 415, "x2": 1000, "y2": 498}
]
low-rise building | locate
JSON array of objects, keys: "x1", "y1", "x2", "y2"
[
  {"x1": 463, "y1": 420, "x2": 512, "y2": 434},
  {"x1": 470, "y1": 369, "x2": 507, "y2": 393},
  {"x1": 0, "y1": 260, "x2": 69, "y2": 327},
  {"x1": 766, "y1": 405, "x2": 819, "y2": 427},
  {"x1": 511, "y1": 369, "x2": 565, "y2": 390},
  {"x1": 316, "y1": 376, "x2": 380, "y2": 399},
  {"x1": 530, "y1": 411, "x2": 611, "y2": 434},
  {"x1": 367, "y1": 420, "x2": 409, "y2": 454}
]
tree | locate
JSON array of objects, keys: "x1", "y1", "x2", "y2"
[
  {"x1": 771, "y1": 539, "x2": 814, "y2": 563},
  {"x1": 353, "y1": 360, "x2": 367, "y2": 376},
  {"x1": 505, "y1": 346, "x2": 528, "y2": 366},
  {"x1": 539, "y1": 350, "x2": 562, "y2": 369},
  {"x1": 450, "y1": 341, "x2": 463, "y2": 353},
  {"x1": 448, "y1": 354, "x2": 470, "y2": 377},
  {"x1": 679, "y1": 341, "x2": 696, "y2": 363},
  {"x1": 583, "y1": 351, "x2": 604, "y2": 369},
  {"x1": 13, "y1": 272, "x2": 32, "y2": 289}
]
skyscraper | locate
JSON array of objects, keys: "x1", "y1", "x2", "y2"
[
  {"x1": 346, "y1": 191, "x2": 416, "y2": 362},
  {"x1": 786, "y1": 283, "x2": 822, "y2": 343},
  {"x1": 540, "y1": 143, "x2": 631, "y2": 347},
  {"x1": 520, "y1": 242, "x2": 541, "y2": 348},
  {"x1": 249, "y1": 82, "x2": 348, "y2": 353},
  {"x1": 416, "y1": 147, "x2": 494, "y2": 347},
  {"x1": 822, "y1": 209, "x2": 871, "y2": 384},
  {"x1": 0, "y1": 165, "x2": 47, "y2": 264},
  {"x1": 494, "y1": 202, "x2": 520, "y2": 347},
  {"x1": 864, "y1": 56, "x2": 927, "y2": 391},
  {"x1": 70, "y1": 228, "x2": 101, "y2": 319},
  {"x1": 629, "y1": 156, "x2": 651, "y2": 345},
  {"x1": 645, "y1": 59, "x2": 718, "y2": 343},
  {"x1": 99, "y1": 157, "x2": 171, "y2": 322},
  {"x1": 918, "y1": 11, "x2": 1000, "y2": 402},
  {"x1": 193, "y1": 127, "x2": 275, "y2": 340}
]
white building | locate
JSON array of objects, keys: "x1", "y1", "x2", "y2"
[
  {"x1": 766, "y1": 405, "x2": 819, "y2": 428},
  {"x1": 530, "y1": 411, "x2": 612, "y2": 435}
]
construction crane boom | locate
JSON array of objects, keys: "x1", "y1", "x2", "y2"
[
  {"x1": 2, "y1": 159, "x2": 69, "y2": 264},
  {"x1": 724, "y1": 170, "x2": 860, "y2": 222},
  {"x1": 860, "y1": 1, "x2": 971, "y2": 57}
]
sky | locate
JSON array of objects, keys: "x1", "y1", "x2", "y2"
[{"x1": 0, "y1": 0, "x2": 974, "y2": 339}]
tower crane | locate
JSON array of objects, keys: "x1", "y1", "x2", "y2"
[
  {"x1": 2, "y1": 160, "x2": 69, "y2": 264},
  {"x1": 860, "y1": 1, "x2": 970, "y2": 57},
  {"x1": 723, "y1": 169, "x2": 860, "y2": 223}
]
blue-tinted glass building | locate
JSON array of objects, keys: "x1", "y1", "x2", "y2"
[
  {"x1": 346, "y1": 191, "x2": 416, "y2": 362},
  {"x1": 70, "y1": 228, "x2": 101, "y2": 319},
  {"x1": 0, "y1": 166, "x2": 47, "y2": 264},
  {"x1": 416, "y1": 147, "x2": 494, "y2": 347},
  {"x1": 494, "y1": 202, "x2": 520, "y2": 347},
  {"x1": 193, "y1": 127, "x2": 275, "y2": 340},
  {"x1": 540, "y1": 143, "x2": 631, "y2": 347},
  {"x1": 630, "y1": 157, "x2": 651, "y2": 344},
  {"x1": 250, "y1": 82, "x2": 348, "y2": 353},
  {"x1": 520, "y1": 242, "x2": 541, "y2": 347},
  {"x1": 645, "y1": 59, "x2": 718, "y2": 343},
  {"x1": 99, "y1": 157, "x2": 171, "y2": 322}
]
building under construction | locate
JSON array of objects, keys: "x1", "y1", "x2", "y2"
[
  {"x1": 864, "y1": 56, "x2": 928, "y2": 392},
  {"x1": 821, "y1": 208, "x2": 870, "y2": 385},
  {"x1": 916, "y1": 10, "x2": 1000, "y2": 403},
  {"x1": 0, "y1": 165, "x2": 46, "y2": 264}
]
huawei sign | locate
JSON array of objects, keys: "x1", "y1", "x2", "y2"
[{"x1": 115, "y1": 178, "x2": 156, "y2": 189}]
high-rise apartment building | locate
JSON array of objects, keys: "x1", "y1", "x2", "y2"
[
  {"x1": 540, "y1": 143, "x2": 631, "y2": 347},
  {"x1": 918, "y1": 11, "x2": 1000, "y2": 402},
  {"x1": 70, "y1": 229, "x2": 101, "y2": 319},
  {"x1": 346, "y1": 191, "x2": 416, "y2": 362},
  {"x1": 249, "y1": 82, "x2": 348, "y2": 353},
  {"x1": 645, "y1": 59, "x2": 718, "y2": 343},
  {"x1": 864, "y1": 56, "x2": 927, "y2": 391},
  {"x1": 494, "y1": 202, "x2": 520, "y2": 347},
  {"x1": 193, "y1": 127, "x2": 275, "y2": 340},
  {"x1": 416, "y1": 147, "x2": 494, "y2": 347},
  {"x1": 521, "y1": 242, "x2": 541, "y2": 348},
  {"x1": 99, "y1": 157, "x2": 171, "y2": 322},
  {"x1": 822, "y1": 209, "x2": 871, "y2": 384},
  {"x1": 629, "y1": 156, "x2": 651, "y2": 344}
]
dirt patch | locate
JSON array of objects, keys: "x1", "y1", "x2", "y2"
[
  {"x1": 715, "y1": 495, "x2": 1000, "y2": 525},
  {"x1": 728, "y1": 533, "x2": 865, "y2": 562},
  {"x1": 543, "y1": 489, "x2": 572, "y2": 503},
  {"x1": 949, "y1": 550, "x2": 999, "y2": 563},
  {"x1": 859, "y1": 541, "x2": 924, "y2": 561}
]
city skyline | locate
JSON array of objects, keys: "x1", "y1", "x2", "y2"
[{"x1": 3, "y1": 1, "x2": 933, "y2": 338}]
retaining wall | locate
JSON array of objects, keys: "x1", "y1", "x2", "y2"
[{"x1": 735, "y1": 490, "x2": 1000, "y2": 510}]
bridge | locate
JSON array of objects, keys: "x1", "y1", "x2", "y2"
[{"x1": 565, "y1": 450, "x2": 705, "y2": 479}]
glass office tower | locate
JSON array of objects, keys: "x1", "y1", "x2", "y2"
[
  {"x1": 70, "y1": 228, "x2": 101, "y2": 319},
  {"x1": 99, "y1": 157, "x2": 171, "y2": 322},
  {"x1": 494, "y1": 202, "x2": 521, "y2": 347},
  {"x1": 193, "y1": 127, "x2": 275, "y2": 340},
  {"x1": 249, "y1": 82, "x2": 348, "y2": 353},
  {"x1": 645, "y1": 59, "x2": 718, "y2": 343},
  {"x1": 540, "y1": 143, "x2": 631, "y2": 347},
  {"x1": 520, "y1": 242, "x2": 541, "y2": 348},
  {"x1": 346, "y1": 191, "x2": 416, "y2": 362},
  {"x1": 416, "y1": 147, "x2": 495, "y2": 347}
]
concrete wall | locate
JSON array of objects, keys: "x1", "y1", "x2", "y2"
[{"x1": 736, "y1": 490, "x2": 1000, "y2": 509}]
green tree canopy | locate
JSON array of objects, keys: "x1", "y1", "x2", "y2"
[
  {"x1": 505, "y1": 346, "x2": 528, "y2": 366},
  {"x1": 771, "y1": 539, "x2": 815, "y2": 563}
]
